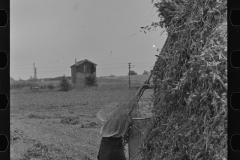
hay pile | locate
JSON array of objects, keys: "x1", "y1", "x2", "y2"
[{"x1": 140, "y1": 0, "x2": 227, "y2": 159}]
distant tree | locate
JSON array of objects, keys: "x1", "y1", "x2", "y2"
[
  {"x1": 59, "y1": 76, "x2": 72, "y2": 91},
  {"x1": 47, "y1": 83, "x2": 55, "y2": 89},
  {"x1": 84, "y1": 74, "x2": 97, "y2": 87},
  {"x1": 128, "y1": 70, "x2": 137, "y2": 75},
  {"x1": 10, "y1": 77, "x2": 15, "y2": 82},
  {"x1": 143, "y1": 70, "x2": 149, "y2": 75},
  {"x1": 109, "y1": 74, "x2": 116, "y2": 77},
  {"x1": 28, "y1": 76, "x2": 34, "y2": 81}
]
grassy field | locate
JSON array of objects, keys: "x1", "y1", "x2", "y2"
[
  {"x1": 10, "y1": 74, "x2": 149, "y2": 90},
  {"x1": 10, "y1": 75, "x2": 153, "y2": 160}
]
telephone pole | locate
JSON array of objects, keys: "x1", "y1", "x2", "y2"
[
  {"x1": 35, "y1": 68, "x2": 37, "y2": 80},
  {"x1": 128, "y1": 63, "x2": 131, "y2": 89},
  {"x1": 32, "y1": 63, "x2": 38, "y2": 81}
]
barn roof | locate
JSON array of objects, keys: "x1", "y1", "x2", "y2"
[{"x1": 70, "y1": 59, "x2": 97, "y2": 68}]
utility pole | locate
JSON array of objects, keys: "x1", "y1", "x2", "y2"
[
  {"x1": 128, "y1": 63, "x2": 131, "y2": 89},
  {"x1": 35, "y1": 68, "x2": 37, "y2": 80},
  {"x1": 33, "y1": 63, "x2": 35, "y2": 80},
  {"x1": 33, "y1": 63, "x2": 37, "y2": 81}
]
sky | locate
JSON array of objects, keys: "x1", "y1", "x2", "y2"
[{"x1": 10, "y1": 0, "x2": 167, "y2": 80}]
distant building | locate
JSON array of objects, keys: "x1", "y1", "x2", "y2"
[{"x1": 70, "y1": 59, "x2": 97, "y2": 84}]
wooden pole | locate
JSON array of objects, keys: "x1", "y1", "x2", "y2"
[{"x1": 128, "y1": 63, "x2": 131, "y2": 89}]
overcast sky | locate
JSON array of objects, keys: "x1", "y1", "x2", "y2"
[{"x1": 10, "y1": 0, "x2": 167, "y2": 80}]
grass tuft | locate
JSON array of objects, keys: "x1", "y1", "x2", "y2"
[{"x1": 60, "y1": 116, "x2": 79, "y2": 125}]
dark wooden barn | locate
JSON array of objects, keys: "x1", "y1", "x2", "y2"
[{"x1": 70, "y1": 59, "x2": 97, "y2": 84}]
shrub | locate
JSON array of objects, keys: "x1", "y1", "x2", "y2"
[
  {"x1": 47, "y1": 83, "x2": 55, "y2": 89},
  {"x1": 128, "y1": 70, "x2": 137, "y2": 75},
  {"x1": 142, "y1": 70, "x2": 149, "y2": 75},
  {"x1": 84, "y1": 74, "x2": 97, "y2": 87},
  {"x1": 59, "y1": 76, "x2": 72, "y2": 91}
]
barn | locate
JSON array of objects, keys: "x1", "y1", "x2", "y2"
[{"x1": 70, "y1": 59, "x2": 97, "y2": 84}]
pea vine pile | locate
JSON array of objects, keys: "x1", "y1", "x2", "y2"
[{"x1": 140, "y1": 0, "x2": 227, "y2": 159}]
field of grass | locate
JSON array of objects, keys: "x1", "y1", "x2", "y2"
[
  {"x1": 11, "y1": 74, "x2": 149, "y2": 90},
  {"x1": 10, "y1": 75, "x2": 153, "y2": 160}
]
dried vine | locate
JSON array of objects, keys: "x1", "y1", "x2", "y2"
[{"x1": 140, "y1": 0, "x2": 227, "y2": 159}]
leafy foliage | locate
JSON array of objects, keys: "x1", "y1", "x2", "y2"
[
  {"x1": 59, "y1": 76, "x2": 72, "y2": 91},
  {"x1": 143, "y1": 70, "x2": 150, "y2": 75},
  {"x1": 43, "y1": 76, "x2": 71, "y2": 81},
  {"x1": 141, "y1": 0, "x2": 186, "y2": 34},
  {"x1": 47, "y1": 83, "x2": 55, "y2": 89},
  {"x1": 10, "y1": 77, "x2": 15, "y2": 82},
  {"x1": 140, "y1": 0, "x2": 227, "y2": 159},
  {"x1": 129, "y1": 70, "x2": 138, "y2": 75},
  {"x1": 84, "y1": 74, "x2": 98, "y2": 87}
]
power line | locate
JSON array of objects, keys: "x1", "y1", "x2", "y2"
[
  {"x1": 10, "y1": 67, "x2": 130, "y2": 74},
  {"x1": 11, "y1": 62, "x2": 154, "y2": 70},
  {"x1": 98, "y1": 67, "x2": 128, "y2": 69},
  {"x1": 11, "y1": 53, "x2": 155, "y2": 66},
  {"x1": 11, "y1": 61, "x2": 154, "y2": 75},
  {"x1": 98, "y1": 54, "x2": 155, "y2": 62},
  {"x1": 11, "y1": 65, "x2": 129, "y2": 71},
  {"x1": 10, "y1": 65, "x2": 153, "y2": 74},
  {"x1": 11, "y1": 65, "x2": 153, "y2": 74},
  {"x1": 11, "y1": 54, "x2": 157, "y2": 69}
]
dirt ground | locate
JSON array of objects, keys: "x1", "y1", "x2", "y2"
[{"x1": 10, "y1": 78, "x2": 153, "y2": 160}]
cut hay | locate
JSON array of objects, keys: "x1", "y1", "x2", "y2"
[{"x1": 140, "y1": 0, "x2": 227, "y2": 159}]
